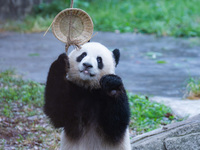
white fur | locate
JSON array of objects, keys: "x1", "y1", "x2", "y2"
[
  {"x1": 67, "y1": 42, "x2": 115, "y2": 89},
  {"x1": 60, "y1": 128, "x2": 131, "y2": 150}
]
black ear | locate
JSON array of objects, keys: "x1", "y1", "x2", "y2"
[{"x1": 113, "y1": 49, "x2": 120, "y2": 67}]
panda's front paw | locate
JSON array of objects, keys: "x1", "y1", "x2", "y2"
[
  {"x1": 50, "y1": 53, "x2": 70, "y2": 75},
  {"x1": 100, "y1": 74, "x2": 123, "y2": 97}
]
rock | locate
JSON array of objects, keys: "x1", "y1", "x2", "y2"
[
  {"x1": 131, "y1": 114, "x2": 200, "y2": 150},
  {"x1": 165, "y1": 133, "x2": 200, "y2": 150}
]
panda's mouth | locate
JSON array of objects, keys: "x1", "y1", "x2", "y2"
[{"x1": 80, "y1": 70, "x2": 95, "y2": 77}]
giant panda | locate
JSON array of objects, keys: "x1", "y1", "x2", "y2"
[{"x1": 44, "y1": 42, "x2": 131, "y2": 150}]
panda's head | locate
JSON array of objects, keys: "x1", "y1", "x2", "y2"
[{"x1": 67, "y1": 42, "x2": 120, "y2": 89}]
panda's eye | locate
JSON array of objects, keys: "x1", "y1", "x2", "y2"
[
  {"x1": 82, "y1": 52, "x2": 87, "y2": 57},
  {"x1": 97, "y1": 57, "x2": 103, "y2": 69},
  {"x1": 97, "y1": 57, "x2": 102, "y2": 63},
  {"x1": 76, "y1": 52, "x2": 87, "y2": 62}
]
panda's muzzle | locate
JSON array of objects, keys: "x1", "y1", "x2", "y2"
[
  {"x1": 80, "y1": 63, "x2": 95, "y2": 77},
  {"x1": 80, "y1": 70, "x2": 95, "y2": 77},
  {"x1": 83, "y1": 63, "x2": 93, "y2": 69}
]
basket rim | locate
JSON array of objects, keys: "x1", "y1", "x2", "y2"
[{"x1": 52, "y1": 8, "x2": 94, "y2": 45}]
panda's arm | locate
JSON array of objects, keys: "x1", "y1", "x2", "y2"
[
  {"x1": 44, "y1": 53, "x2": 70, "y2": 128},
  {"x1": 99, "y1": 74, "x2": 130, "y2": 144}
]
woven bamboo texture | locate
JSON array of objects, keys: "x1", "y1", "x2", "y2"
[{"x1": 52, "y1": 8, "x2": 93, "y2": 45}]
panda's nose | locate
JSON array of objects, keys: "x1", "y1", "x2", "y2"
[{"x1": 83, "y1": 63, "x2": 93, "y2": 68}]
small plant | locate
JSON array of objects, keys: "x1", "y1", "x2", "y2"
[{"x1": 185, "y1": 78, "x2": 200, "y2": 99}]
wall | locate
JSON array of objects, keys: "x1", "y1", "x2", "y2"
[{"x1": 0, "y1": 0, "x2": 53, "y2": 20}]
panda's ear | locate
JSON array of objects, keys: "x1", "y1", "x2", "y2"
[{"x1": 112, "y1": 49, "x2": 120, "y2": 67}]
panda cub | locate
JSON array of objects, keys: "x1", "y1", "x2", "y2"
[{"x1": 44, "y1": 42, "x2": 131, "y2": 150}]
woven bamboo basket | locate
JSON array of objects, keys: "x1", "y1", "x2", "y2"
[{"x1": 52, "y1": 8, "x2": 93, "y2": 46}]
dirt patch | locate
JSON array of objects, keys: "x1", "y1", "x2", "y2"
[{"x1": 0, "y1": 102, "x2": 61, "y2": 149}]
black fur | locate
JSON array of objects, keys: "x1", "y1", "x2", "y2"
[
  {"x1": 44, "y1": 53, "x2": 130, "y2": 144},
  {"x1": 76, "y1": 52, "x2": 87, "y2": 62},
  {"x1": 113, "y1": 49, "x2": 120, "y2": 67},
  {"x1": 97, "y1": 56, "x2": 103, "y2": 69}
]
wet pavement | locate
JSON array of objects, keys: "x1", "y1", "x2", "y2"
[{"x1": 1, "y1": 32, "x2": 200, "y2": 98}]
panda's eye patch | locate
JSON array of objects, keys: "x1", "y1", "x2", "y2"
[
  {"x1": 76, "y1": 52, "x2": 87, "y2": 62},
  {"x1": 97, "y1": 56, "x2": 103, "y2": 69},
  {"x1": 97, "y1": 57, "x2": 102, "y2": 63}
]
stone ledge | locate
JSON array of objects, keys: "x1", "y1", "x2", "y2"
[
  {"x1": 131, "y1": 114, "x2": 200, "y2": 150},
  {"x1": 150, "y1": 96, "x2": 200, "y2": 118},
  {"x1": 164, "y1": 132, "x2": 200, "y2": 150}
]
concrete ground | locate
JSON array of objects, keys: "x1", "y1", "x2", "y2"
[{"x1": 0, "y1": 31, "x2": 200, "y2": 117}]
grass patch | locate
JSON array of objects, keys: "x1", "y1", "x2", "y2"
[
  {"x1": 0, "y1": 70, "x2": 44, "y2": 117},
  {"x1": 2, "y1": 0, "x2": 200, "y2": 37},
  {"x1": 128, "y1": 94, "x2": 178, "y2": 134},
  {"x1": 185, "y1": 78, "x2": 200, "y2": 99},
  {"x1": 0, "y1": 70, "x2": 61, "y2": 149},
  {"x1": 0, "y1": 70, "x2": 179, "y2": 148}
]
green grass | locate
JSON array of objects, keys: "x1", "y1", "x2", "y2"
[
  {"x1": 0, "y1": 70, "x2": 44, "y2": 117},
  {"x1": 185, "y1": 78, "x2": 200, "y2": 99},
  {"x1": 0, "y1": 70, "x2": 59, "y2": 149},
  {"x1": 89, "y1": 0, "x2": 200, "y2": 37},
  {"x1": 2, "y1": 0, "x2": 200, "y2": 37},
  {"x1": 128, "y1": 94, "x2": 177, "y2": 133}
]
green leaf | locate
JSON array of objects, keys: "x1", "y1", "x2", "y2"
[{"x1": 156, "y1": 60, "x2": 167, "y2": 64}]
